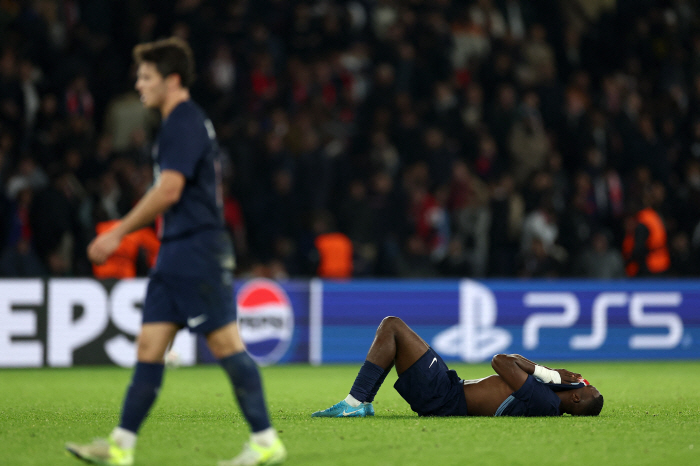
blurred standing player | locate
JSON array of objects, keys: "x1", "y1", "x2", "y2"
[{"x1": 66, "y1": 38, "x2": 286, "y2": 466}]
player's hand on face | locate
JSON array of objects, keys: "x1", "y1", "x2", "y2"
[
  {"x1": 554, "y1": 369, "x2": 583, "y2": 384},
  {"x1": 87, "y1": 229, "x2": 122, "y2": 264}
]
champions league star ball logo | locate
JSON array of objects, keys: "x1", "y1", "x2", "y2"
[{"x1": 236, "y1": 279, "x2": 295, "y2": 365}]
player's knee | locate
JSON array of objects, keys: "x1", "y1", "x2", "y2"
[
  {"x1": 491, "y1": 353, "x2": 506, "y2": 370},
  {"x1": 206, "y1": 325, "x2": 246, "y2": 359},
  {"x1": 377, "y1": 316, "x2": 404, "y2": 334},
  {"x1": 207, "y1": 339, "x2": 239, "y2": 359},
  {"x1": 136, "y1": 338, "x2": 167, "y2": 363}
]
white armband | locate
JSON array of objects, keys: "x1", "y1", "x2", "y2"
[{"x1": 533, "y1": 365, "x2": 561, "y2": 384}]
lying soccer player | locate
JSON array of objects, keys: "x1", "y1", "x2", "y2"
[{"x1": 312, "y1": 317, "x2": 603, "y2": 418}]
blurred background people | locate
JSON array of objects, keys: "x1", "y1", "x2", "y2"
[{"x1": 0, "y1": 0, "x2": 698, "y2": 279}]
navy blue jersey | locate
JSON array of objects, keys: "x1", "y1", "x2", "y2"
[
  {"x1": 151, "y1": 100, "x2": 234, "y2": 276},
  {"x1": 494, "y1": 375, "x2": 562, "y2": 417},
  {"x1": 153, "y1": 100, "x2": 223, "y2": 240}
]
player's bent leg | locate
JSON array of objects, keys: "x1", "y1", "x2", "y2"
[
  {"x1": 65, "y1": 438, "x2": 134, "y2": 466},
  {"x1": 311, "y1": 317, "x2": 430, "y2": 418},
  {"x1": 375, "y1": 316, "x2": 429, "y2": 375}
]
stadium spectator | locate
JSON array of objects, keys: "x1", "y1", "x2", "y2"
[
  {"x1": 572, "y1": 230, "x2": 626, "y2": 279},
  {"x1": 311, "y1": 210, "x2": 353, "y2": 279},
  {"x1": 338, "y1": 179, "x2": 376, "y2": 276},
  {"x1": 518, "y1": 236, "x2": 562, "y2": 278},
  {"x1": 668, "y1": 231, "x2": 695, "y2": 277},
  {"x1": 508, "y1": 91, "x2": 549, "y2": 188},
  {"x1": 449, "y1": 159, "x2": 490, "y2": 276},
  {"x1": 488, "y1": 172, "x2": 525, "y2": 276},
  {"x1": 520, "y1": 193, "x2": 558, "y2": 255},
  {"x1": 103, "y1": 90, "x2": 152, "y2": 153},
  {"x1": 0, "y1": 180, "x2": 45, "y2": 276},
  {"x1": 622, "y1": 183, "x2": 671, "y2": 277}
]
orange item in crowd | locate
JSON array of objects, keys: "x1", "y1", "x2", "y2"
[
  {"x1": 314, "y1": 232, "x2": 353, "y2": 279},
  {"x1": 622, "y1": 208, "x2": 670, "y2": 277},
  {"x1": 92, "y1": 220, "x2": 161, "y2": 279}
]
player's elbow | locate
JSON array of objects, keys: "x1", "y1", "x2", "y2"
[
  {"x1": 491, "y1": 353, "x2": 519, "y2": 372},
  {"x1": 163, "y1": 189, "x2": 182, "y2": 206},
  {"x1": 159, "y1": 185, "x2": 183, "y2": 206}
]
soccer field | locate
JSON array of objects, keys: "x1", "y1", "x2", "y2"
[{"x1": 1, "y1": 361, "x2": 698, "y2": 466}]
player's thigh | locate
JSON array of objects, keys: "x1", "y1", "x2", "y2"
[
  {"x1": 137, "y1": 322, "x2": 181, "y2": 363},
  {"x1": 384, "y1": 317, "x2": 430, "y2": 375},
  {"x1": 205, "y1": 321, "x2": 246, "y2": 359}
]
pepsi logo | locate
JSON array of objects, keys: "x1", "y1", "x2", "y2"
[{"x1": 236, "y1": 278, "x2": 294, "y2": 365}]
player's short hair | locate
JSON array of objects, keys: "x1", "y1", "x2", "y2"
[
  {"x1": 133, "y1": 37, "x2": 195, "y2": 88},
  {"x1": 581, "y1": 394, "x2": 604, "y2": 416}
]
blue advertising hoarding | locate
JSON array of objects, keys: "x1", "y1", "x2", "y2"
[{"x1": 315, "y1": 279, "x2": 700, "y2": 363}]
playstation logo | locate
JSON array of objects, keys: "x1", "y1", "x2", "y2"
[{"x1": 432, "y1": 280, "x2": 512, "y2": 363}]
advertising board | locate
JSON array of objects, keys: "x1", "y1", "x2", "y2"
[{"x1": 1, "y1": 278, "x2": 697, "y2": 367}]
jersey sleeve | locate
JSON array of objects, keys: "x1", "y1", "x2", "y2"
[{"x1": 158, "y1": 116, "x2": 205, "y2": 179}]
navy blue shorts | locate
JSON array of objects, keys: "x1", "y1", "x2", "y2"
[
  {"x1": 143, "y1": 269, "x2": 236, "y2": 335},
  {"x1": 393, "y1": 348, "x2": 468, "y2": 417}
]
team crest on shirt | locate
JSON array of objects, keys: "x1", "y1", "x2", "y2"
[{"x1": 236, "y1": 279, "x2": 294, "y2": 365}]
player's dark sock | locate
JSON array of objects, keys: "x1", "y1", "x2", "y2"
[
  {"x1": 349, "y1": 360, "x2": 386, "y2": 403},
  {"x1": 219, "y1": 351, "x2": 271, "y2": 432},
  {"x1": 366, "y1": 367, "x2": 391, "y2": 402},
  {"x1": 119, "y1": 361, "x2": 165, "y2": 433}
]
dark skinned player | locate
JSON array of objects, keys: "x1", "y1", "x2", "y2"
[{"x1": 313, "y1": 317, "x2": 603, "y2": 418}]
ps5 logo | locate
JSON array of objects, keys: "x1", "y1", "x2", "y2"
[
  {"x1": 524, "y1": 291, "x2": 684, "y2": 351},
  {"x1": 432, "y1": 280, "x2": 686, "y2": 362}
]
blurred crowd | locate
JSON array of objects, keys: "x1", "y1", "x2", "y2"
[{"x1": 1, "y1": 0, "x2": 700, "y2": 279}]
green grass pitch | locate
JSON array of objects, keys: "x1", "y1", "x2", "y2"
[{"x1": 1, "y1": 361, "x2": 699, "y2": 466}]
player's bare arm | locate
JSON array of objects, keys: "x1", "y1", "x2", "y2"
[
  {"x1": 507, "y1": 354, "x2": 583, "y2": 383},
  {"x1": 491, "y1": 354, "x2": 583, "y2": 391},
  {"x1": 87, "y1": 169, "x2": 185, "y2": 264}
]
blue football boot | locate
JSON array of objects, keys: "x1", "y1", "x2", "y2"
[{"x1": 311, "y1": 400, "x2": 374, "y2": 418}]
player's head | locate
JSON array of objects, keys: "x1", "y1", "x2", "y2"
[
  {"x1": 565, "y1": 385, "x2": 604, "y2": 416},
  {"x1": 132, "y1": 37, "x2": 195, "y2": 108}
]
